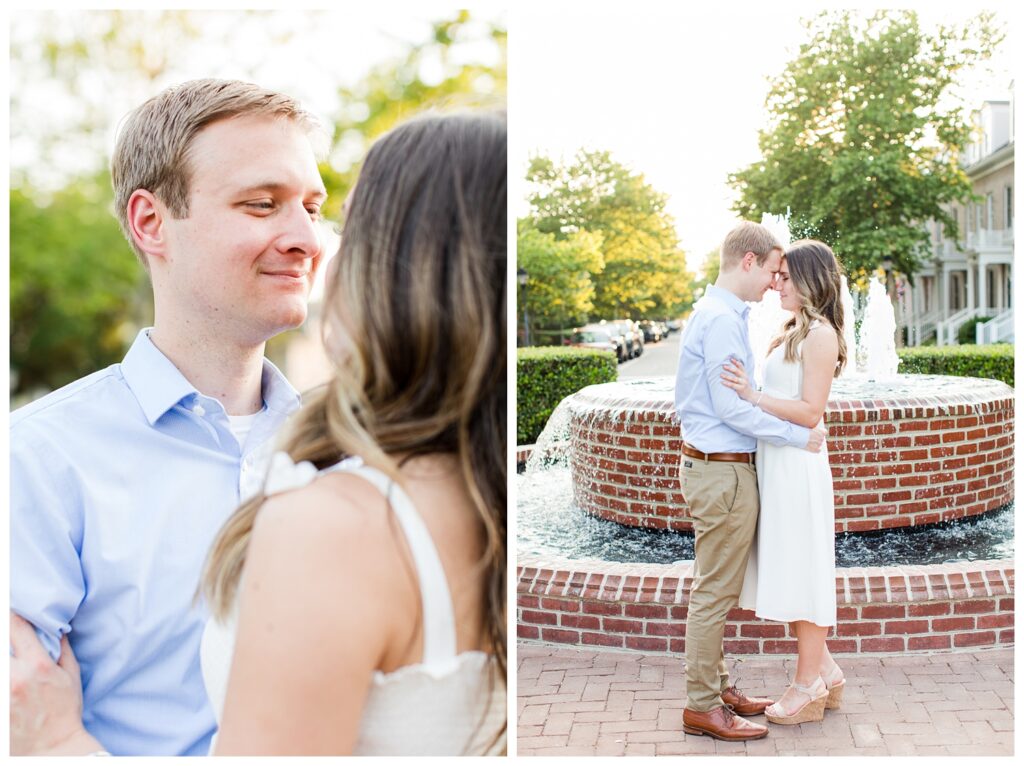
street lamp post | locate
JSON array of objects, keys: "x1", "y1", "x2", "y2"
[{"x1": 517, "y1": 267, "x2": 531, "y2": 347}]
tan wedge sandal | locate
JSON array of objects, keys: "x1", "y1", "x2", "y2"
[
  {"x1": 765, "y1": 676, "x2": 828, "y2": 725},
  {"x1": 822, "y1": 662, "x2": 845, "y2": 709}
]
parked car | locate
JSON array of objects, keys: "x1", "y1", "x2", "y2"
[
  {"x1": 609, "y1": 318, "x2": 643, "y2": 358},
  {"x1": 630, "y1": 320, "x2": 645, "y2": 355},
  {"x1": 639, "y1": 320, "x2": 663, "y2": 343},
  {"x1": 593, "y1": 320, "x2": 633, "y2": 359},
  {"x1": 571, "y1": 327, "x2": 625, "y2": 362}
]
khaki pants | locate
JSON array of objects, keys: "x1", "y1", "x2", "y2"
[{"x1": 680, "y1": 455, "x2": 759, "y2": 711}]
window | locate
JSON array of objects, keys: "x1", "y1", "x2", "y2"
[
  {"x1": 986, "y1": 193, "x2": 994, "y2": 230},
  {"x1": 1006, "y1": 186, "x2": 1014, "y2": 230}
]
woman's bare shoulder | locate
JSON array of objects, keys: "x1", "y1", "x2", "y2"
[
  {"x1": 803, "y1": 321, "x2": 840, "y2": 364},
  {"x1": 251, "y1": 472, "x2": 397, "y2": 568}
]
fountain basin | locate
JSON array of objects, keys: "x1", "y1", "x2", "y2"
[
  {"x1": 518, "y1": 554, "x2": 1014, "y2": 654},
  {"x1": 568, "y1": 375, "x2": 1013, "y2": 533}
]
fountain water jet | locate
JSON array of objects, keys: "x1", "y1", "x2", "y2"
[
  {"x1": 858, "y1": 276, "x2": 901, "y2": 380},
  {"x1": 840, "y1": 275, "x2": 858, "y2": 378}
]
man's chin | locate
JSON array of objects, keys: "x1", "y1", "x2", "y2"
[{"x1": 264, "y1": 304, "x2": 310, "y2": 338}]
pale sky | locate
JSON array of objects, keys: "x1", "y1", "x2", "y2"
[
  {"x1": 512, "y1": 4, "x2": 1015, "y2": 274},
  {"x1": 9, "y1": 5, "x2": 505, "y2": 188}
]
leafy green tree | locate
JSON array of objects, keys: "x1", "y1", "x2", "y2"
[
  {"x1": 11, "y1": 173, "x2": 147, "y2": 396},
  {"x1": 517, "y1": 219, "x2": 604, "y2": 337},
  {"x1": 323, "y1": 12, "x2": 506, "y2": 220},
  {"x1": 698, "y1": 247, "x2": 721, "y2": 291},
  {"x1": 729, "y1": 10, "x2": 1004, "y2": 279},
  {"x1": 525, "y1": 150, "x2": 695, "y2": 318}
]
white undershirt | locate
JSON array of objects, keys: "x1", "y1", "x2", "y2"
[{"x1": 226, "y1": 409, "x2": 262, "y2": 451}]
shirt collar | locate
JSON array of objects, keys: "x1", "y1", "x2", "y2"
[
  {"x1": 261, "y1": 356, "x2": 302, "y2": 416},
  {"x1": 706, "y1": 284, "x2": 750, "y2": 320},
  {"x1": 121, "y1": 329, "x2": 301, "y2": 425}
]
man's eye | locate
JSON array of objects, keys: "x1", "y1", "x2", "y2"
[
  {"x1": 246, "y1": 201, "x2": 274, "y2": 211},
  {"x1": 306, "y1": 206, "x2": 321, "y2": 219}
]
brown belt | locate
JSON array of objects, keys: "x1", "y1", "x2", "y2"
[{"x1": 682, "y1": 442, "x2": 754, "y2": 465}]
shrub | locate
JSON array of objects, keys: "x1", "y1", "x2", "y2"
[
  {"x1": 957, "y1": 317, "x2": 983, "y2": 345},
  {"x1": 897, "y1": 344, "x2": 1014, "y2": 387},
  {"x1": 517, "y1": 346, "x2": 617, "y2": 444}
]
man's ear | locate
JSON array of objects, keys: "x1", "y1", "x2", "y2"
[
  {"x1": 126, "y1": 190, "x2": 169, "y2": 265},
  {"x1": 741, "y1": 251, "x2": 756, "y2": 272}
]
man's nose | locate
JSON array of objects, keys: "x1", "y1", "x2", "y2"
[{"x1": 277, "y1": 203, "x2": 322, "y2": 258}]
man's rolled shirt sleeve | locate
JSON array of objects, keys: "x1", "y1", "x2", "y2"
[
  {"x1": 702, "y1": 314, "x2": 812, "y2": 449},
  {"x1": 10, "y1": 431, "x2": 86, "y2": 661}
]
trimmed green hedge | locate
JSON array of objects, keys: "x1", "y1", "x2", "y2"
[
  {"x1": 897, "y1": 344, "x2": 1014, "y2": 387},
  {"x1": 517, "y1": 346, "x2": 618, "y2": 444}
]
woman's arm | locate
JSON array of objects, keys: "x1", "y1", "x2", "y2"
[
  {"x1": 212, "y1": 477, "x2": 407, "y2": 755},
  {"x1": 721, "y1": 325, "x2": 839, "y2": 428},
  {"x1": 9, "y1": 615, "x2": 106, "y2": 755}
]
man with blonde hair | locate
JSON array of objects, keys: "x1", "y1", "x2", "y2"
[
  {"x1": 674, "y1": 220, "x2": 825, "y2": 741},
  {"x1": 11, "y1": 79, "x2": 328, "y2": 755}
]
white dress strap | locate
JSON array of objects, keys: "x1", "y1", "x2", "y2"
[{"x1": 323, "y1": 459, "x2": 458, "y2": 664}]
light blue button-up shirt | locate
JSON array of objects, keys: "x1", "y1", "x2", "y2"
[
  {"x1": 10, "y1": 329, "x2": 301, "y2": 756},
  {"x1": 674, "y1": 285, "x2": 811, "y2": 453}
]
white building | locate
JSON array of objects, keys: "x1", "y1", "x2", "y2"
[{"x1": 905, "y1": 90, "x2": 1014, "y2": 346}]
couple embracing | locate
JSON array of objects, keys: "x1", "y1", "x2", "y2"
[
  {"x1": 674, "y1": 221, "x2": 847, "y2": 741},
  {"x1": 11, "y1": 80, "x2": 506, "y2": 755}
]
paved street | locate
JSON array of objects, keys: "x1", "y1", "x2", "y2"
[
  {"x1": 517, "y1": 643, "x2": 1014, "y2": 756},
  {"x1": 618, "y1": 332, "x2": 681, "y2": 379}
]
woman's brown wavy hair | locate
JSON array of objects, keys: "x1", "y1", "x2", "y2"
[
  {"x1": 767, "y1": 238, "x2": 848, "y2": 376},
  {"x1": 200, "y1": 111, "x2": 507, "y2": 746}
]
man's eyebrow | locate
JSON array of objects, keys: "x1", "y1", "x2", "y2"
[{"x1": 234, "y1": 182, "x2": 328, "y2": 200}]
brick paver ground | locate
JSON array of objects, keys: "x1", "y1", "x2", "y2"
[{"x1": 517, "y1": 642, "x2": 1014, "y2": 756}]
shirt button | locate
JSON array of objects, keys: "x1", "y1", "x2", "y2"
[{"x1": 192, "y1": 404, "x2": 206, "y2": 416}]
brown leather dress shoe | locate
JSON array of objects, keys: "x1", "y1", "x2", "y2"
[
  {"x1": 682, "y1": 705, "x2": 769, "y2": 741},
  {"x1": 721, "y1": 685, "x2": 774, "y2": 716}
]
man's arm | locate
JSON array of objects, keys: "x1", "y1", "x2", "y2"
[
  {"x1": 702, "y1": 315, "x2": 815, "y2": 449},
  {"x1": 10, "y1": 432, "x2": 93, "y2": 754},
  {"x1": 10, "y1": 434, "x2": 87, "y2": 659}
]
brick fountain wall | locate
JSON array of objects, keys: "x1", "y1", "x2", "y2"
[
  {"x1": 518, "y1": 375, "x2": 1014, "y2": 654},
  {"x1": 568, "y1": 376, "x2": 1013, "y2": 533},
  {"x1": 517, "y1": 557, "x2": 1014, "y2": 654}
]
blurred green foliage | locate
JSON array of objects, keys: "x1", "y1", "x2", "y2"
[
  {"x1": 10, "y1": 174, "x2": 147, "y2": 396},
  {"x1": 321, "y1": 11, "x2": 506, "y2": 221}
]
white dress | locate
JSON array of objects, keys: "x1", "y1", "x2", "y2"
[
  {"x1": 200, "y1": 454, "x2": 506, "y2": 755},
  {"x1": 738, "y1": 331, "x2": 837, "y2": 626}
]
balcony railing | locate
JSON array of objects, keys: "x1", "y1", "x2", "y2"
[
  {"x1": 965, "y1": 227, "x2": 1014, "y2": 250},
  {"x1": 936, "y1": 307, "x2": 997, "y2": 346},
  {"x1": 908, "y1": 310, "x2": 940, "y2": 346},
  {"x1": 976, "y1": 309, "x2": 1014, "y2": 344}
]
